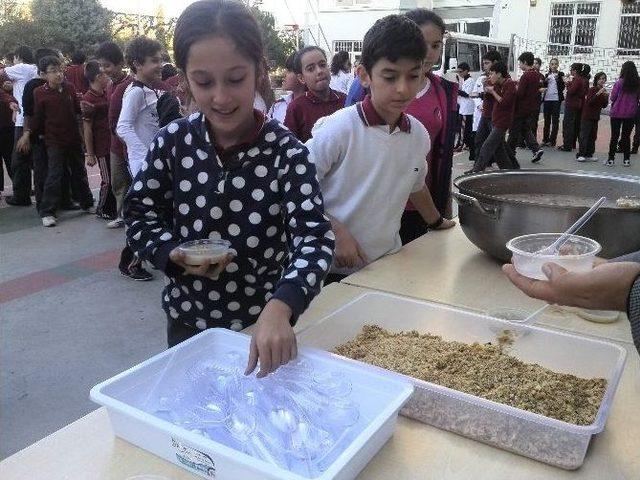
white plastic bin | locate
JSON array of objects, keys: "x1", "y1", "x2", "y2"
[
  {"x1": 90, "y1": 328, "x2": 413, "y2": 480},
  {"x1": 296, "y1": 292, "x2": 627, "y2": 469}
]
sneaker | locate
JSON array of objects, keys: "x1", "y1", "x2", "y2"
[
  {"x1": 120, "y1": 264, "x2": 153, "y2": 281},
  {"x1": 606, "y1": 159, "x2": 615, "y2": 167},
  {"x1": 532, "y1": 150, "x2": 544, "y2": 163},
  {"x1": 107, "y1": 217, "x2": 125, "y2": 229},
  {"x1": 42, "y1": 216, "x2": 57, "y2": 227},
  {"x1": 576, "y1": 156, "x2": 587, "y2": 162},
  {"x1": 5, "y1": 196, "x2": 32, "y2": 206},
  {"x1": 623, "y1": 158, "x2": 631, "y2": 167}
]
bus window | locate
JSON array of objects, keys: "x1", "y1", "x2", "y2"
[
  {"x1": 457, "y1": 41, "x2": 480, "y2": 71},
  {"x1": 444, "y1": 38, "x2": 456, "y2": 71},
  {"x1": 480, "y1": 44, "x2": 487, "y2": 58},
  {"x1": 497, "y1": 45, "x2": 511, "y2": 69}
]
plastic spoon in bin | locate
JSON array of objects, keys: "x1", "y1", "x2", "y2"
[
  {"x1": 520, "y1": 303, "x2": 550, "y2": 325},
  {"x1": 535, "y1": 196, "x2": 606, "y2": 256}
]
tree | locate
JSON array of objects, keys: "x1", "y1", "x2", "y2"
[
  {"x1": 154, "y1": 5, "x2": 171, "y2": 52},
  {"x1": 251, "y1": 7, "x2": 297, "y2": 69},
  {"x1": 0, "y1": 0, "x2": 39, "y2": 56},
  {"x1": 30, "y1": 0, "x2": 113, "y2": 55}
]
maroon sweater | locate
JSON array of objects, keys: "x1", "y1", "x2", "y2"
[
  {"x1": 107, "y1": 74, "x2": 134, "y2": 157},
  {"x1": 491, "y1": 79, "x2": 517, "y2": 130},
  {"x1": 0, "y1": 90, "x2": 17, "y2": 129},
  {"x1": 32, "y1": 82, "x2": 81, "y2": 148},
  {"x1": 565, "y1": 76, "x2": 586, "y2": 110},
  {"x1": 481, "y1": 78, "x2": 496, "y2": 119},
  {"x1": 81, "y1": 88, "x2": 111, "y2": 157},
  {"x1": 65, "y1": 64, "x2": 89, "y2": 97},
  {"x1": 284, "y1": 89, "x2": 346, "y2": 142},
  {"x1": 514, "y1": 69, "x2": 542, "y2": 117},
  {"x1": 582, "y1": 86, "x2": 609, "y2": 121}
]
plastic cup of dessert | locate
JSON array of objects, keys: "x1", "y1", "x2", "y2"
[
  {"x1": 178, "y1": 239, "x2": 232, "y2": 266},
  {"x1": 506, "y1": 233, "x2": 601, "y2": 281}
]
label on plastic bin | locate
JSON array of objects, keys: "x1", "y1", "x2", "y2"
[{"x1": 172, "y1": 437, "x2": 216, "y2": 478}]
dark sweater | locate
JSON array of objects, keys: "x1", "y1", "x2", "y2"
[
  {"x1": 31, "y1": 82, "x2": 81, "y2": 148},
  {"x1": 582, "y1": 86, "x2": 609, "y2": 121},
  {"x1": 565, "y1": 76, "x2": 586, "y2": 110},
  {"x1": 515, "y1": 69, "x2": 542, "y2": 117},
  {"x1": 491, "y1": 79, "x2": 517, "y2": 130},
  {"x1": 284, "y1": 89, "x2": 346, "y2": 142},
  {"x1": 124, "y1": 112, "x2": 335, "y2": 331}
]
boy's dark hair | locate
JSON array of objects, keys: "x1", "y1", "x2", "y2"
[
  {"x1": 161, "y1": 63, "x2": 178, "y2": 81},
  {"x1": 330, "y1": 51, "x2": 350, "y2": 75},
  {"x1": 534, "y1": 57, "x2": 542, "y2": 65},
  {"x1": 294, "y1": 46, "x2": 326, "y2": 75},
  {"x1": 284, "y1": 52, "x2": 296, "y2": 72},
  {"x1": 14, "y1": 45, "x2": 35, "y2": 64},
  {"x1": 95, "y1": 41, "x2": 124, "y2": 65},
  {"x1": 457, "y1": 62, "x2": 470, "y2": 71},
  {"x1": 482, "y1": 49, "x2": 502, "y2": 63},
  {"x1": 161, "y1": 51, "x2": 172, "y2": 64},
  {"x1": 125, "y1": 36, "x2": 162, "y2": 73},
  {"x1": 71, "y1": 50, "x2": 86, "y2": 65},
  {"x1": 404, "y1": 8, "x2": 446, "y2": 35},
  {"x1": 592, "y1": 72, "x2": 607, "y2": 86},
  {"x1": 361, "y1": 15, "x2": 426, "y2": 74},
  {"x1": 84, "y1": 60, "x2": 102, "y2": 83},
  {"x1": 35, "y1": 48, "x2": 58, "y2": 64},
  {"x1": 173, "y1": 0, "x2": 264, "y2": 74},
  {"x1": 38, "y1": 55, "x2": 61, "y2": 75},
  {"x1": 518, "y1": 52, "x2": 534, "y2": 66},
  {"x1": 489, "y1": 61, "x2": 508, "y2": 78}
]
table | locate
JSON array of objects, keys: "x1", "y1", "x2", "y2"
[
  {"x1": 2, "y1": 258, "x2": 639, "y2": 479},
  {"x1": 343, "y1": 225, "x2": 635, "y2": 346}
]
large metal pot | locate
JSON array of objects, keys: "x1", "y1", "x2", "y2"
[{"x1": 453, "y1": 170, "x2": 640, "y2": 261}]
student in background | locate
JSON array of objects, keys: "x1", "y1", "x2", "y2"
[
  {"x1": 329, "y1": 50, "x2": 352, "y2": 94},
  {"x1": 607, "y1": 61, "x2": 640, "y2": 167},
  {"x1": 64, "y1": 50, "x2": 88, "y2": 98},
  {"x1": 541, "y1": 58, "x2": 564, "y2": 147},
  {"x1": 0, "y1": 87, "x2": 17, "y2": 199},
  {"x1": 306, "y1": 14, "x2": 454, "y2": 282},
  {"x1": 576, "y1": 72, "x2": 608, "y2": 163},
  {"x1": 506, "y1": 52, "x2": 544, "y2": 164},
  {"x1": 284, "y1": 46, "x2": 346, "y2": 142},
  {"x1": 472, "y1": 50, "x2": 502, "y2": 167},
  {"x1": 456, "y1": 62, "x2": 476, "y2": 162},
  {"x1": 530, "y1": 57, "x2": 545, "y2": 140},
  {"x1": 81, "y1": 60, "x2": 117, "y2": 219},
  {"x1": 467, "y1": 62, "x2": 518, "y2": 173},
  {"x1": 30, "y1": 55, "x2": 94, "y2": 227},
  {"x1": 403, "y1": 8, "x2": 459, "y2": 235},
  {"x1": 1, "y1": 45, "x2": 38, "y2": 206},
  {"x1": 268, "y1": 53, "x2": 305, "y2": 123},
  {"x1": 559, "y1": 63, "x2": 589, "y2": 152}
]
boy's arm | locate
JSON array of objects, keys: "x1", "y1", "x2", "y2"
[
  {"x1": 409, "y1": 186, "x2": 456, "y2": 230},
  {"x1": 81, "y1": 99, "x2": 96, "y2": 166},
  {"x1": 116, "y1": 88, "x2": 148, "y2": 173}
]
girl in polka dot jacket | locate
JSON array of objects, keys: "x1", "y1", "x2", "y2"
[{"x1": 123, "y1": 0, "x2": 335, "y2": 378}]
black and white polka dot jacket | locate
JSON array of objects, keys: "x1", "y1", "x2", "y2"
[{"x1": 124, "y1": 111, "x2": 335, "y2": 332}]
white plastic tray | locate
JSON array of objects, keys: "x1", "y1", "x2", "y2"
[
  {"x1": 90, "y1": 328, "x2": 413, "y2": 480},
  {"x1": 296, "y1": 292, "x2": 627, "y2": 469}
]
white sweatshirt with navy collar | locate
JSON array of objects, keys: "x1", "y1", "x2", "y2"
[{"x1": 124, "y1": 111, "x2": 335, "y2": 332}]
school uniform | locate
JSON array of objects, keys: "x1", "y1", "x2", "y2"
[
  {"x1": 124, "y1": 110, "x2": 334, "y2": 346},
  {"x1": 577, "y1": 86, "x2": 608, "y2": 159},
  {"x1": 473, "y1": 79, "x2": 518, "y2": 172},
  {"x1": 474, "y1": 75, "x2": 496, "y2": 158},
  {"x1": 22, "y1": 77, "x2": 50, "y2": 210},
  {"x1": 0, "y1": 90, "x2": 16, "y2": 192},
  {"x1": 267, "y1": 93, "x2": 293, "y2": 123},
  {"x1": 542, "y1": 71, "x2": 565, "y2": 145},
  {"x1": 31, "y1": 81, "x2": 94, "y2": 217},
  {"x1": 284, "y1": 89, "x2": 346, "y2": 142},
  {"x1": 82, "y1": 87, "x2": 117, "y2": 218},
  {"x1": 561, "y1": 75, "x2": 587, "y2": 150},
  {"x1": 64, "y1": 64, "x2": 89, "y2": 97},
  {"x1": 507, "y1": 69, "x2": 541, "y2": 155},
  {"x1": 306, "y1": 95, "x2": 429, "y2": 276},
  {"x1": 457, "y1": 75, "x2": 476, "y2": 160}
]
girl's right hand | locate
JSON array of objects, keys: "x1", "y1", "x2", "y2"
[{"x1": 169, "y1": 249, "x2": 234, "y2": 280}]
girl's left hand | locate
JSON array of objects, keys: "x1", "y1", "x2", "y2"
[{"x1": 245, "y1": 299, "x2": 296, "y2": 378}]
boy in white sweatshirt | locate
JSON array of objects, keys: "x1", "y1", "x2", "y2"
[{"x1": 116, "y1": 36, "x2": 164, "y2": 178}]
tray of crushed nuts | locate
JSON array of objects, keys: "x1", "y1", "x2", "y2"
[{"x1": 296, "y1": 292, "x2": 627, "y2": 470}]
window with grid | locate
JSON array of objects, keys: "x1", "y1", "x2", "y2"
[
  {"x1": 332, "y1": 41, "x2": 362, "y2": 61},
  {"x1": 548, "y1": 2, "x2": 600, "y2": 56},
  {"x1": 618, "y1": 3, "x2": 640, "y2": 55}
]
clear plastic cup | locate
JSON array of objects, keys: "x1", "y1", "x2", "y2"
[
  {"x1": 506, "y1": 233, "x2": 601, "y2": 280},
  {"x1": 177, "y1": 239, "x2": 231, "y2": 266}
]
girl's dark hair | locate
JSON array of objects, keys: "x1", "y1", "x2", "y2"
[
  {"x1": 294, "y1": 46, "x2": 326, "y2": 75},
  {"x1": 404, "y1": 8, "x2": 446, "y2": 35},
  {"x1": 95, "y1": 41, "x2": 124, "y2": 65},
  {"x1": 362, "y1": 14, "x2": 426, "y2": 74},
  {"x1": 14, "y1": 45, "x2": 35, "y2": 64},
  {"x1": 489, "y1": 61, "x2": 508, "y2": 78},
  {"x1": 619, "y1": 60, "x2": 640, "y2": 92},
  {"x1": 257, "y1": 57, "x2": 275, "y2": 110},
  {"x1": 125, "y1": 36, "x2": 162, "y2": 73},
  {"x1": 71, "y1": 50, "x2": 86, "y2": 65},
  {"x1": 330, "y1": 51, "x2": 350, "y2": 75},
  {"x1": 38, "y1": 55, "x2": 61, "y2": 75},
  {"x1": 173, "y1": 0, "x2": 264, "y2": 73},
  {"x1": 161, "y1": 63, "x2": 178, "y2": 81},
  {"x1": 84, "y1": 60, "x2": 102, "y2": 83},
  {"x1": 570, "y1": 62, "x2": 590, "y2": 80},
  {"x1": 592, "y1": 72, "x2": 606, "y2": 87}
]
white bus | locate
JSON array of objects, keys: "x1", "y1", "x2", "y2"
[{"x1": 432, "y1": 32, "x2": 512, "y2": 81}]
